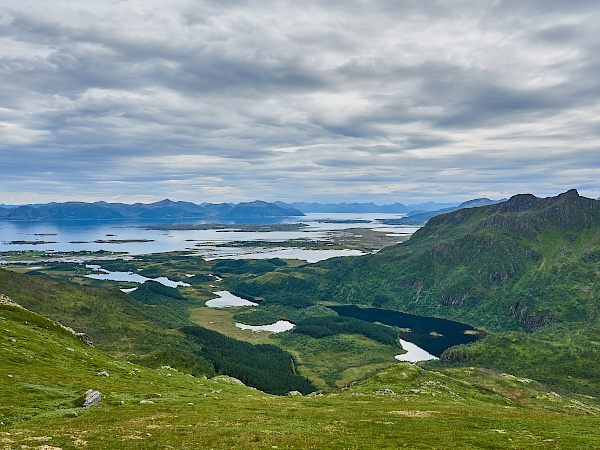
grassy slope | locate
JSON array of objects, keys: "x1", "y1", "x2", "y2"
[
  {"x1": 232, "y1": 190, "x2": 600, "y2": 330},
  {"x1": 225, "y1": 191, "x2": 600, "y2": 396},
  {"x1": 436, "y1": 322, "x2": 600, "y2": 396},
  {"x1": 3, "y1": 255, "x2": 409, "y2": 390},
  {"x1": 2, "y1": 301, "x2": 600, "y2": 449},
  {"x1": 0, "y1": 268, "x2": 216, "y2": 377}
]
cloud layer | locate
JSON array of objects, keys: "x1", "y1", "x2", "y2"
[{"x1": 2, "y1": 0, "x2": 600, "y2": 203}]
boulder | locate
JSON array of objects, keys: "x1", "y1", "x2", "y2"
[{"x1": 83, "y1": 389, "x2": 101, "y2": 407}]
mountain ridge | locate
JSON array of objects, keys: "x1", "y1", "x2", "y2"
[
  {"x1": 289, "y1": 200, "x2": 459, "y2": 213},
  {"x1": 0, "y1": 199, "x2": 304, "y2": 221},
  {"x1": 226, "y1": 189, "x2": 600, "y2": 395},
  {"x1": 229, "y1": 189, "x2": 600, "y2": 331},
  {"x1": 380, "y1": 197, "x2": 505, "y2": 226}
]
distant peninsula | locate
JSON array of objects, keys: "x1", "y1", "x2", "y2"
[
  {"x1": 0, "y1": 199, "x2": 304, "y2": 221},
  {"x1": 0, "y1": 198, "x2": 505, "y2": 223}
]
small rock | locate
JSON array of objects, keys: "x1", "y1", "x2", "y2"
[
  {"x1": 7, "y1": 374, "x2": 13, "y2": 378},
  {"x1": 67, "y1": 347, "x2": 74, "y2": 352},
  {"x1": 145, "y1": 393, "x2": 161, "y2": 399},
  {"x1": 373, "y1": 389, "x2": 395, "y2": 395},
  {"x1": 70, "y1": 411, "x2": 78, "y2": 417},
  {"x1": 287, "y1": 390, "x2": 303, "y2": 396},
  {"x1": 75, "y1": 332, "x2": 93, "y2": 347},
  {"x1": 83, "y1": 389, "x2": 101, "y2": 407},
  {"x1": 306, "y1": 391, "x2": 323, "y2": 397},
  {"x1": 98, "y1": 371, "x2": 110, "y2": 377},
  {"x1": 139, "y1": 400, "x2": 154, "y2": 404}
]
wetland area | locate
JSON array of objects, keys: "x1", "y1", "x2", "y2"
[{"x1": 0, "y1": 212, "x2": 480, "y2": 386}]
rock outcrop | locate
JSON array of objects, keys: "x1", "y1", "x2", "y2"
[{"x1": 82, "y1": 389, "x2": 101, "y2": 407}]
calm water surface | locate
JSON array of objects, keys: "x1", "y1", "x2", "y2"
[
  {"x1": 235, "y1": 320, "x2": 295, "y2": 333},
  {"x1": 205, "y1": 291, "x2": 259, "y2": 308},
  {"x1": 0, "y1": 214, "x2": 416, "y2": 261},
  {"x1": 84, "y1": 267, "x2": 191, "y2": 288},
  {"x1": 330, "y1": 305, "x2": 481, "y2": 357},
  {"x1": 395, "y1": 339, "x2": 439, "y2": 362}
]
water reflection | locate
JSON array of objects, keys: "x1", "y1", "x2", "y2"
[
  {"x1": 205, "y1": 291, "x2": 258, "y2": 308},
  {"x1": 395, "y1": 339, "x2": 439, "y2": 362},
  {"x1": 235, "y1": 320, "x2": 295, "y2": 333}
]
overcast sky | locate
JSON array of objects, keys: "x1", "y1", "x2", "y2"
[{"x1": 2, "y1": 0, "x2": 600, "y2": 204}]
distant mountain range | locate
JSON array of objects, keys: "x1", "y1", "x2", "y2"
[
  {"x1": 0, "y1": 200, "x2": 304, "y2": 221},
  {"x1": 0, "y1": 200, "x2": 466, "y2": 214},
  {"x1": 0, "y1": 197, "x2": 525, "y2": 223},
  {"x1": 288, "y1": 201, "x2": 459, "y2": 213},
  {"x1": 379, "y1": 198, "x2": 505, "y2": 226},
  {"x1": 0, "y1": 198, "x2": 498, "y2": 221}
]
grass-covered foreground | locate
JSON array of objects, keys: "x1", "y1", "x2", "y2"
[{"x1": 2, "y1": 301, "x2": 600, "y2": 449}]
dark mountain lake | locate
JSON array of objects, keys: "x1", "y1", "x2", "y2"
[{"x1": 329, "y1": 305, "x2": 482, "y2": 357}]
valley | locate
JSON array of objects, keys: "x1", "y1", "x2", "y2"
[
  {"x1": 2, "y1": 295, "x2": 599, "y2": 449},
  {"x1": 5, "y1": 0, "x2": 600, "y2": 446},
  {"x1": 1, "y1": 190, "x2": 600, "y2": 448}
]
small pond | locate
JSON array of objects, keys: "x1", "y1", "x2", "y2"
[
  {"x1": 235, "y1": 320, "x2": 295, "y2": 333},
  {"x1": 206, "y1": 291, "x2": 259, "y2": 308},
  {"x1": 84, "y1": 265, "x2": 190, "y2": 288}
]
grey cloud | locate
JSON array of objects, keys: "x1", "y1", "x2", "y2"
[
  {"x1": 1, "y1": 0, "x2": 600, "y2": 203},
  {"x1": 494, "y1": 0, "x2": 600, "y2": 14},
  {"x1": 534, "y1": 24, "x2": 583, "y2": 44},
  {"x1": 436, "y1": 85, "x2": 563, "y2": 128}
]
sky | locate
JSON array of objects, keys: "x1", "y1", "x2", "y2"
[{"x1": 1, "y1": 0, "x2": 600, "y2": 205}]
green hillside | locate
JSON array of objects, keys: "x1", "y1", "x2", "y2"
[
  {"x1": 227, "y1": 190, "x2": 600, "y2": 395},
  {"x1": 231, "y1": 189, "x2": 600, "y2": 330},
  {"x1": 2, "y1": 189, "x2": 600, "y2": 447},
  {"x1": 2, "y1": 298, "x2": 599, "y2": 449},
  {"x1": 0, "y1": 268, "x2": 209, "y2": 371},
  {"x1": 0, "y1": 269, "x2": 314, "y2": 395}
]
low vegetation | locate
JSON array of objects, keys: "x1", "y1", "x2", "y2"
[
  {"x1": 182, "y1": 325, "x2": 315, "y2": 395},
  {"x1": 227, "y1": 190, "x2": 600, "y2": 397},
  {"x1": 2, "y1": 302, "x2": 600, "y2": 449},
  {"x1": 2, "y1": 190, "x2": 600, "y2": 447},
  {"x1": 292, "y1": 315, "x2": 399, "y2": 346}
]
